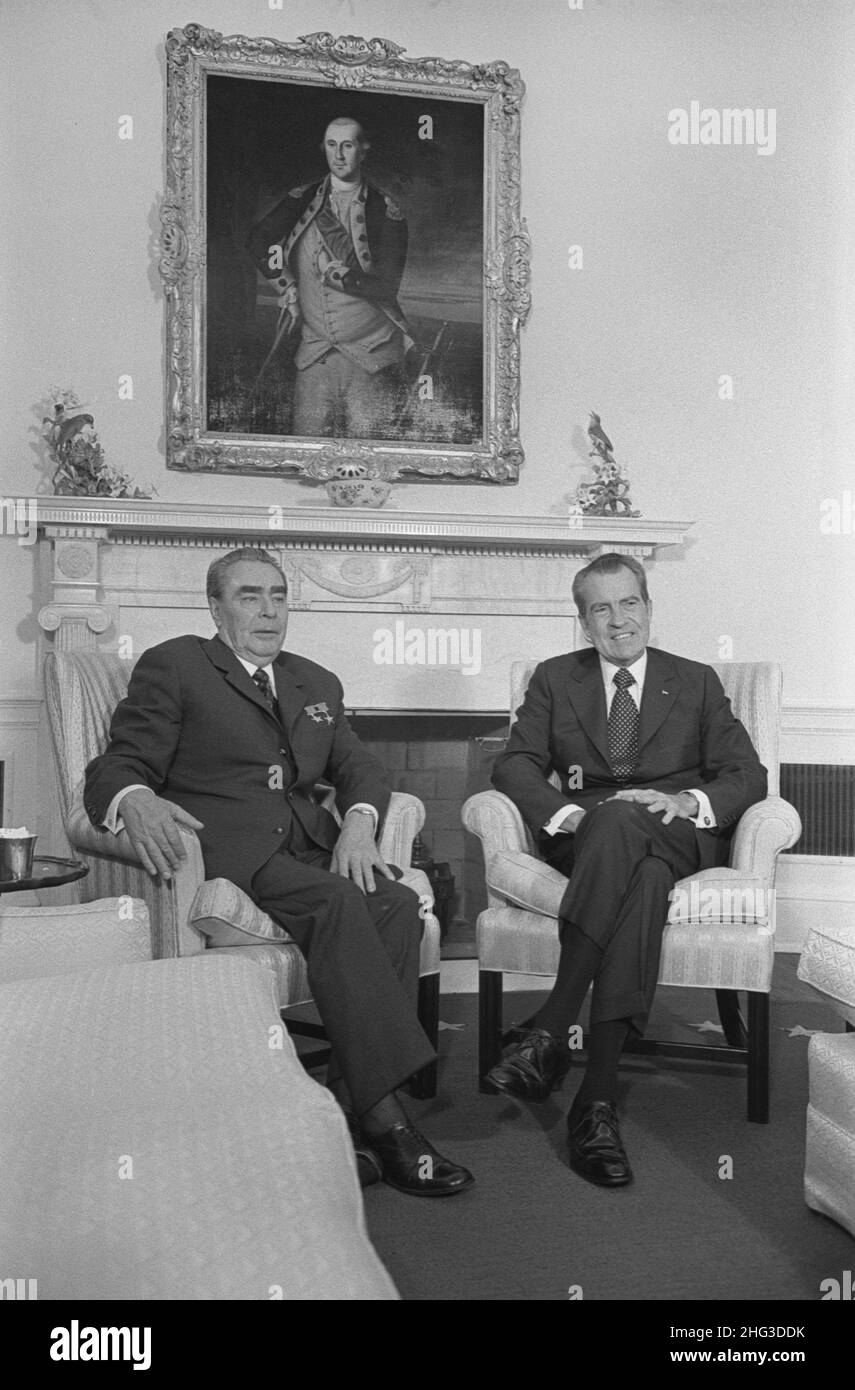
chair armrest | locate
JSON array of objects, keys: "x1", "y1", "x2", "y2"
[
  {"x1": 379, "y1": 791, "x2": 425, "y2": 869},
  {"x1": 485, "y1": 850, "x2": 566, "y2": 919},
  {"x1": 462, "y1": 790, "x2": 532, "y2": 855},
  {"x1": 729, "y1": 796, "x2": 802, "y2": 879},
  {"x1": 65, "y1": 801, "x2": 206, "y2": 958}
]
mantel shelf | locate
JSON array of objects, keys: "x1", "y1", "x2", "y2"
[{"x1": 35, "y1": 497, "x2": 693, "y2": 556}]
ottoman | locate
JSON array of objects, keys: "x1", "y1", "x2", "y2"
[
  {"x1": 0, "y1": 951, "x2": 398, "y2": 1299},
  {"x1": 798, "y1": 917, "x2": 855, "y2": 1239},
  {"x1": 805, "y1": 1032, "x2": 855, "y2": 1239}
]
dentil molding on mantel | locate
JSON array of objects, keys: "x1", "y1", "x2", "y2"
[{"x1": 33, "y1": 496, "x2": 692, "y2": 556}]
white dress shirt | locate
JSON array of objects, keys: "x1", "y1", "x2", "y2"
[
  {"x1": 542, "y1": 652, "x2": 716, "y2": 835},
  {"x1": 103, "y1": 654, "x2": 378, "y2": 834}
]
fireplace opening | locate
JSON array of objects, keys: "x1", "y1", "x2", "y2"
[{"x1": 349, "y1": 712, "x2": 507, "y2": 957}]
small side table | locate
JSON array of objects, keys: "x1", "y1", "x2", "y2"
[{"x1": 0, "y1": 856, "x2": 89, "y2": 896}]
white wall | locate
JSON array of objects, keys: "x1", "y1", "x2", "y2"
[{"x1": 1, "y1": 0, "x2": 853, "y2": 723}]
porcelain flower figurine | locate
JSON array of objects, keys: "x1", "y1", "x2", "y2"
[
  {"x1": 571, "y1": 412, "x2": 640, "y2": 518},
  {"x1": 41, "y1": 389, "x2": 156, "y2": 498}
]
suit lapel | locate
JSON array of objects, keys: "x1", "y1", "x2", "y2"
[
  {"x1": 638, "y1": 649, "x2": 681, "y2": 752},
  {"x1": 567, "y1": 652, "x2": 611, "y2": 768},
  {"x1": 272, "y1": 656, "x2": 307, "y2": 740},
  {"x1": 203, "y1": 636, "x2": 284, "y2": 726},
  {"x1": 567, "y1": 648, "x2": 682, "y2": 767},
  {"x1": 283, "y1": 178, "x2": 327, "y2": 264}
]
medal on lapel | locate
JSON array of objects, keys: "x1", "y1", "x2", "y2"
[{"x1": 305, "y1": 701, "x2": 334, "y2": 725}]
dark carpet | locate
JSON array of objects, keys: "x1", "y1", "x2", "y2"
[{"x1": 362, "y1": 958, "x2": 854, "y2": 1302}]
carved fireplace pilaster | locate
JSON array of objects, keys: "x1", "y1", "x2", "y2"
[{"x1": 37, "y1": 525, "x2": 113, "y2": 651}]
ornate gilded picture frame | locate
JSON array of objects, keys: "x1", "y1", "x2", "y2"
[{"x1": 160, "y1": 25, "x2": 530, "y2": 484}]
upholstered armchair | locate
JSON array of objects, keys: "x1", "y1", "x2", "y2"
[
  {"x1": 462, "y1": 661, "x2": 802, "y2": 1121},
  {"x1": 44, "y1": 650, "x2": 440, "y2": 1096}
]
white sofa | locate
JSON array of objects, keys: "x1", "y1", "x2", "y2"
[{"x1": 0, "y1": 898, "x2": 398, "y2": 1300}]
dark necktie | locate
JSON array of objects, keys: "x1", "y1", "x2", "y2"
[
  {"x1": 251, "y1": 666, "x2": 278, "y2": 716},
  {"x1": 608, "y1": 667, "x2": 639, "y2": 780}
]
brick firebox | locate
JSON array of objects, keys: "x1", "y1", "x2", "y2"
[{"x1": 351, "y1": 713, "x2": 507, "y2": 955}]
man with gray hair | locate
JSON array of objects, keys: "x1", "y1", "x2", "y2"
[
  {"x1": 84, "y1": 547, "x2": 473, "y2": 1199},
  {"x1": 489, "y1": 553, "x2": 766, "y2": 1187},
  {"x1": 247, "y1": 116, "x2": 411, "y2": 438}
]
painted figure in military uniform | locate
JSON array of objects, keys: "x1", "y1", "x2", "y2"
[{"x1": 247, "y1": 116, "x2": 411, "y2": 439}]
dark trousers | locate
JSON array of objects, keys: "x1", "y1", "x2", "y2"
[
  {"x1": 540, "y1": 800, "x2": 702, "y2": 1033},
  {"x1": 251, "y1": 834, "x2": 435, "y2": 1116}
]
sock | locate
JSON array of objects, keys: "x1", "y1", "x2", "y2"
[
  {"x1": 534, "y1": 920, "x2": 603, "y2": 1038},
  {"x1": 574, "y1": 1019, "x2": 630, "y2": 1105}
]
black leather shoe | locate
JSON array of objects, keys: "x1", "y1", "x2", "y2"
[
  {"x1": 344, "y1": 1112, "x2": 383, "y2": 1189},
  {"x1": 369, "y1": 1122, "x2": 475, "y2": 1198},
  {"x1": 485, "y1": 1026, "x2": 572, "y2": 1101},
  {"x1": 566, "y1": 1098, "x2": 633, "y2": 1187}
]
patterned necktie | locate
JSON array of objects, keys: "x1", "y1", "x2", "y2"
[
  {"x1": 608, "y1": 667, "x2": 639, "y2": 780},
  {"x1": 251, "y1": 666, "x2": 278, "y2": 716}
]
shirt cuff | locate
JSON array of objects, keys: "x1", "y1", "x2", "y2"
[
  {"x1": 543, "y1": 805, "x2": 583, "y2": 836},
  {"x1": 103, "y1": 785, "x2": 151, "y2": 833},
  {"x1": 688, "y1": 789, "x2": 717, "y2": 830},
  {"x1": 344, "y1": 802, "x2": 379, "y2": 834}
]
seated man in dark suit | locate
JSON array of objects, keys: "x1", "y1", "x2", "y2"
[
  {"x1": 84, "y1": 546, "x2": 473, "y2": 1199},
  {"x1": 489, "y1": 553, "x2": 766, "y2": 1187}
]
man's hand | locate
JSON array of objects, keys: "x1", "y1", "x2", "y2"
[
  {"x1": 556, "y1": 808, "x2": 586, "y2": 834},
  {"x1": 321, "y1": 258, "x2": 351, "y2": 291},
  {"x1": 120, "y1": 789, "x2": 204, "y2": 881},
  {"x1": 330, "y1": 811, "x2": 395, "y2": 894},
  {"x1": 608, "y1": 788, "x2": 699, "y2": 825}
]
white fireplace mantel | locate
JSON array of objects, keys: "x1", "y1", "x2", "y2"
[
  {"x1": 34, "y1": 496, "x2": 692, "y2": 710},
  {"x1": 34, "y1": 496, "x2": 691, "y2": 556}
]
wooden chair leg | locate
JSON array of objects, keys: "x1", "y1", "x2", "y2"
[
  {"x1": 409, "y1": 973, "x2": 439, "y2": 1100},
  {"x1": 283, "y1": 1015, "x2": 332, "y2": 1073},
  {"x1": 479, "y1": 970, "x2": 504, "y2": 1092},
  {"x1": 747, "y1": 991, "x2": 770, "y2": 1123},
  {"x1": 716, "y1": 989, "x2": 748, "y2": 1048}
]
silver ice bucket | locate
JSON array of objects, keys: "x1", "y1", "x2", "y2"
[{"x1": 0, "y1": 834, "x2": 38, "y2": 881}]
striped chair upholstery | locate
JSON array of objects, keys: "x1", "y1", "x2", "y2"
[
  {"x1": 44, "y1": 650, "x2": 440, "y2": 1096},
  {"x1": 462, "y1": 661, "x2": 802, "y2": 1121}
]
